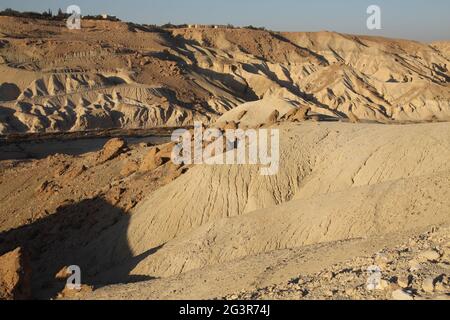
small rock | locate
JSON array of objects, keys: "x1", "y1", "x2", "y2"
[
  {"x1": 105, "y1": 186, "x2": 126, "y2": 206},
  {"x1": 441, "y1": 248, "x2": 450, "y2": 263},
  {"x1": 96, "y1": 138, "x2": 127, "y2": 164},
  {"x1": 157, "y1": 142, "x2": 176, "y2": 160},
  {"x1": 140, "y1": 147, "x2": 164, "y2": 171},
  {"x1": 322, "y1": 271, "x2": 334, "y2": 280},
  {"x1": 161, "y1": 162, "x2": 184, "y2": 184},
  {"x1": 140, "y1": 57, "x2": 150, "y2": 66},
  {"x1": 120, "y1": 160, "x2": 139, "y2": 176},
  {"x1": 433, "y1": 274, "x2": 448, "y2": 292},
  {"x1": 397, "y1": 275, "x2": 412, "y2": 288},
  {"x1": 374, "y1": 252, "x2": 391, "y2": 267},
  {"x1": 0, "y1": 247, "x2": 31, "y2": 300},
  {"x1": 138, "y1": 142, "x2": 151, "y2": 148},
  {"x1": 223, "y1": 121, "x2": 238, "y2": 130},
  {"x1": 344, "y1": 288, "x2": 357, "y2": 297},
  {"x1": 37, "y1": 180, "x2": 50, "y2": 193},
  {"x1": 378, "y1": 279, "x2": 390, "y2": 290},
  {"x1": 266, "y1": 110, "x2": 280, "y2": 125},
  {"x1": 422, "y1": 278, "x2": 435, "y2": 293},
  {"x1": 55, "y1": 266, "x2": 71, "y2": 280},
  {"x1": 324, "y1": 290, "x2": 335, "y2": 297},
  {"x1": 434, "y1": 282, "x2": 447, "y2": 292},
  {"x1": 347, "y1": 111, "x2": 359, "y2": 123},
  {"x1": 392, "y1": 289, "x2": 414, "y2": 300},
  {"x1": 408, "y1": 260, "x2": 421, "y2": 272},
  {"x1": 283, "y1": 106, "x2": 310, "y2": 122},
  {"x1": 418, "y1": 250, "x2": 441, "y2": 262},
  {"x1": 57, "y1": 284, "x2": 93, "y2": 299},
  {"x1": 236, "y1": 110, "x2": 247, "y2": 120}
]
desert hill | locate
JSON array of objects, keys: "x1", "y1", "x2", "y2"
[
  {"x1": 1, "y1": 120, "x2": 446, "y2": 300},
  {"x1": 92, "y1": 121, "x2": 450, "y2": 278},
  {"x1": 0, "y1": 16, "x2": 449, "y2": 134},
  {"x1": 0, "y1": 16, "x2": 449, "y2": 301}
]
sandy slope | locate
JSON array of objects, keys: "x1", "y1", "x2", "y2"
[
  {"x1": 120, "y1": 122, "x2": 450, "y2": 267},
  {"x1": 38, "y1": 120, "x2": 446, "y2": 299},
  {"x1": 0, "y1": 17, "x2": 449, "y2": 134},
  {"x1": 0, "y1": 117, "x2": 449, "y2": 299},
  {"x1": 82, "y1": 227, "x2": 450, "y2": 300},
  {"x1": 62, "y1": 120, "x2": 449, "y2": 300}
]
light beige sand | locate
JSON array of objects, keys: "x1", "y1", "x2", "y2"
[{"x1": 78, "y1": 120, "x2": 450, "y2": 300}]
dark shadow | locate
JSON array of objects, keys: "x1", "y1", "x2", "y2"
[
  {"x1": 105, "y1": 76, "x2": 127, "y2": 85},
  {"x1": 170, "y1": 34, "x2": 203, "y2": 65},
  {"x1": 268, "y1": 32, "x2": 329, "y2": 66},
  {"x1": 143, "y1": 32, "x2": 259, "y2": 104},
  {"x1": 241, "y1": 62, "x2": 304, "y2": 99},
  {"x1": 432, "y1": 63, "x2": 450, "y2": 83},
  {"x1": 126, "y1": 23, "x2": 171, "y2": 35},
  {"x1": 302, "y1": 92, "x2": 348, "y2": 119},
  {"x1": 311, "y1": 114, "x2": 341, "y2": 122},
  {"x1": 0, "y1": 83, "x2": 21, "y2": 101},
  {"x1": 0, "y1": 106, "x2": 29, "y2": 132},
  {"x1": 0, "y1": 39, "x2": 9, "y2": 48},
  {"x1": 171, "y1": 35, "x2": 259, "y2": 101},
  {"x1": 386, "y1": 78, "x2": 399, "y2": 83},
  {"x1": 147, "y1": 50, "x2": 185, "y2": 63},
  {"x1": 0, "y1": 198, "x2": 161, "y2": 299},
  {"x1": 192, "y1": 65, "x2": 259, "y2": 101}
]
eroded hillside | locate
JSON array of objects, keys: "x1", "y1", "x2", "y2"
[{"x1": 0, "y1": 16, "x2": 449, "y2": 134}]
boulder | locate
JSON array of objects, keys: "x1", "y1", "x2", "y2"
[
  {"x1": 64, "y1": 164, "x2": 87, "y2": 179},
  {"x1": 140, "y1": 143, "x2": 175, "y2": 172},
  {"x1": 0, "y1": 247, "x2": 31, "y2": 300},
  {"x1": 96, "y1": 138, "x2": 127, "y2": 164},
  {"x1": 283, "y1": 106, "x2": 310, "y2": 122},
  {"x1": 140, "y1": 147, "x2": 163, "y2": 172},
  {"x1": 418, "y1": 250, "x2": 441, "y2": 262}
]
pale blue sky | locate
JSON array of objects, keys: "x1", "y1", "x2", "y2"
[{"x1": 1, "y1": 0, "x2": 449, "y2": 41}]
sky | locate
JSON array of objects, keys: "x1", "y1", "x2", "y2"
[{"x1": 1, "y1": 0, "x2": 449, "y2": 42}]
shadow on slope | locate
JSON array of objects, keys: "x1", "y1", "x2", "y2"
[
  {"x1": 0, "y1": 198, "x2": 161, "y2": 299},
  {"x1": 0, "y1": 83, "x2": 20, "y2": 101}
]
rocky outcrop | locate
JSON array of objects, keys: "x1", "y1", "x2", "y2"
[
  {"x1": 0, "y1": 247, "x2": 31, "y2": 300},
  {"x1": 0, "y1": 17, "x2": 449, "y2": 134},
  {"x1": 95, "y1": 138, "x2": 128, "y2": 164}
]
